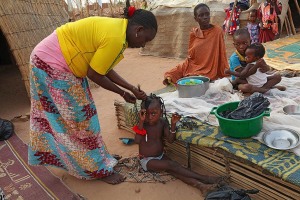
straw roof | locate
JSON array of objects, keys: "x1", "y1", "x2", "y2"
[{"x1": 0, "y1": 0, "x2": 69, "y2": 96}]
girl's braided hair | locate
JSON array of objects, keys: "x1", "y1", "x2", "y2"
[
  {"x1": 141, "y1": 93, "x2": 169, "y2": 125},
  {"x1": 123, "y1": 0, "x2": 157, "y2": 32}
]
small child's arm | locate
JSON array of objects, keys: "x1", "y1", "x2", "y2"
[
  {"x1": 238, "y1": 64, "x2": 259, "y2": 79},
  {"x1": 225, "y1": 69, "x2": 241, "y2": 77},
  {"x1": 255, "y1": 59, "x2": 270, "y2": 73},
  {"x1": 164, "y1": 113, "x2": 181, "y2": 143},
  {"x1": 225, "y1": 64, "x2": 254, "y2": 79},
  {"x1": 133, "y1": 109, "x2": 146, "y2": 144},
  {"x1": 134, "y1": 133, "x2": 143, "y2": 144}
]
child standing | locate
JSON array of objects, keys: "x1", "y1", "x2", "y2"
[
  {"x1": 246, "y1": 9, "x2": 260, "y2": 44},
  {"x1": 230, "y1": 29, "x2": 285, "y2": 94},
  {"x1": 133, "y1": 94, "x2": 226, "y2": 195},
  {"x1": 257, "y1": 0, "x2": 282, "y2": 43}
]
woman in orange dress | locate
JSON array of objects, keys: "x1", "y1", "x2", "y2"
[{"x1": 163, "y1": 3, "x2": 229, "y2": 85}]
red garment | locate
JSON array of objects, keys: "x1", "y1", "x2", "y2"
[
  {"x1": 258, "y1": 1, "x2": 282, "y2": 43},
  {"x1": 164, "y1": 26, "x2": 229, "y2": 83},
  {"x1": 259, "y1": 29, "x2": 276, "y2": 43},
  {"x1": 223, "y1": 7, "x2": 241, "y2": 35}
]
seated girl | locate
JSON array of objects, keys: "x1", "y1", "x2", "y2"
[{"x1": 133, "y1": 94, "x2": 227, "y2": 196}]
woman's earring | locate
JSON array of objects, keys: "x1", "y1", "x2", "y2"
[{"x1": 136, "y1": 33, "x2": 138, "y2": 37}]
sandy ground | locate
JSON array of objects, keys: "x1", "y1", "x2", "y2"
[{"x1": 0, "y1": 49, "x2": 214, "y2": 200}]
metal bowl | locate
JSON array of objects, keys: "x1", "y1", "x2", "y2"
[
  {"x1": 177, "y1": 76, "x2": 210, "y2": 98},
  {"x1": 283, "y1": 105, "x2": 300, "y2": 115},
  {"x1": 263, "y1": 129, "x2": 300, "y2": 150}
]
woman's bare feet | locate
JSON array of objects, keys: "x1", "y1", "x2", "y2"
[
  {"x1": 112, "y1": 154, "x2": 122, "y2": 160},
  {"x1": 101, "y1": 173, "x2": 125, "y2": 185}
]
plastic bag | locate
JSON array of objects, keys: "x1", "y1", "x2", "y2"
[
  {"x1": 0, "y1": 118, "x2": 14, "y2": 141},
  {"x1": 220, "y1": 93, "x2": 270, "y2": 120},
  {"x1": 206, "y1": 78, "x2": 233, "y2": 94},
  {"x1": 205, "y1": 186, "x2": 259, "y2": 200}
]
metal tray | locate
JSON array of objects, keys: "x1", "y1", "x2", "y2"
[{"x1": 263, "y1": 129, "x2": 300, "y2": 150}]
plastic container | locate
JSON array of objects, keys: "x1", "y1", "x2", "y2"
[
  {"x1": 177, "y1": 76, "x2": 210, "y2": 98},
  {"x1": 210, "y1": 101, "x2": 270, "y2": 138}
]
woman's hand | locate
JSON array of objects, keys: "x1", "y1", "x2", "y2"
[
  {"x1": 131, "y1": 87, "x2": 147, "y2": 100},
  {"x1": 163, "y1": 77, "x2": 172, "y2": 85},
  {"x1": 122, "y1": 91, "x2": 137, "y2": 104},
  {"x1": 224, "y1": 69, "x2": 231, "y2": 74}
]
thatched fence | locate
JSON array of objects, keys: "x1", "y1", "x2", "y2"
[{"x1": 0, "y1": 0, "x2": 68, "y2": 96}]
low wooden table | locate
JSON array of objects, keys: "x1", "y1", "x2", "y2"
[{"x1": 165, "y1": 140, "x2": 300, "y2": 200}]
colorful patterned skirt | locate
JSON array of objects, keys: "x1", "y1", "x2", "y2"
[{"x1": 28, "y1": 55, "x2": 117, "y2": 180}]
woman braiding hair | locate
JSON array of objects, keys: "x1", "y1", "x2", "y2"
[{"x1": 28, "y1": 0, "x2": 157, "y2": 184}]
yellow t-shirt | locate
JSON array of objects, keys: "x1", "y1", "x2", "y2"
[{"x1": 56, "y1": 17, "x2": 128, "y2": 77}]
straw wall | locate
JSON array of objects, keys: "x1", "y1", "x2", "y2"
[
  {"x1": 140, "y1": 2, "x2": 230, "y2": 59},
  {"x1": 0, "y1": 0, "x2": 68, "y2": 96},
  {"x1": 141, "y1": 1, "x2": 291, "y2": 59}
]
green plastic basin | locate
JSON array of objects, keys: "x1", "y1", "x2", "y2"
[{"x1": 210, "y1": 101, "x2": 270, "y2": 138}]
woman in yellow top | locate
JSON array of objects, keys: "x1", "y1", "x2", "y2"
[{"x1": 28, "y1": 0, "x2": 157, "y2": 184}]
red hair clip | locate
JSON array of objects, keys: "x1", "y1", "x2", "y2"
[{"x1": 128, "y1": 6, "x2": 136, "y2": 17}]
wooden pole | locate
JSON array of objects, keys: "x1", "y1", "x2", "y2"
[
  {"x1": 284, "y1": 18, "x2": 290, "y2": 36},
  {"x1": 109, "y1": 0, "x2": 114, "y2": 17},
  {"x1": 287, "y1": 6, "x2": 296, "y2": 35},
  {"x1": 95, "y1": 1, "x2": 99, "y2": 16},
  {"x1": 293, "y1": 0, "x2": 300, "y2": 15},
  {"x1": 285, "y1": 16, "x2": 292, "y2": 36},
  {"x1": 79, "y1": 0, "x2": 84, "y2": 18},
  {"x1": 71, "y1": 0, "x2": 77, "y2": 20},
  {"x1": 86, "y1": 0, "x2": 89, "y2": 17}
]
